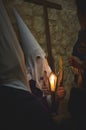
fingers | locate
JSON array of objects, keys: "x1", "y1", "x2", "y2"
[
  {"x1": 56, "y1": 87, "x2": 65, "y2": 99},
  {"x1": 68, "y1": 57, "x2": 75, "y2": 66},
  {"x1": 68, "y1": 56, "x2": 82, "y2": 69},
  {"x1": 57, "y1": 86, "x2": 64, "y2": 92}
]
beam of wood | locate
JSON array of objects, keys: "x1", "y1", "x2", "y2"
[
  {"x1": 24, "y1": 0, "x2": 62, "y2": 72},
  {"x1": 25, "y1": 0, "x2": 62, "y2": 10},
  {"x1": 43, "y1": 4, "x2": 55, "y2": 72}
]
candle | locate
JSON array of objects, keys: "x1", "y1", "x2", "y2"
[
  {"x1": 49, "y1": 72, "x2": 57, "y2": 92},
  {"x1": 49, "y1": 72, "x2": 58, "y2": 115},
  {"x1": 50, "y1": 75, "x2": 55, "y2": 92},
  {"x1": 58, "y1": 55, "x2": 63, "y2": 87}
]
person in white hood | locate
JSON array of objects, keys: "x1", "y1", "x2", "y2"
[
  {"x1": 13, "y1": 8, "x2": 52, "y2": 92},
  {"x1": 0, "y1": 0, "x2": 54, "y2": 129},
  {"x1": 0, "y1": 1, "x2": 65, "y2": 130}
]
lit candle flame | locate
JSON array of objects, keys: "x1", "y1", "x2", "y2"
[{"x1": 49, "y1": 72, "x2": 57, "y2": 92}]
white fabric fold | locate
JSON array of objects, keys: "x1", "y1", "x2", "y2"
[{"x1": 0, "y1": 0, "x2": 31, "y2": 92}]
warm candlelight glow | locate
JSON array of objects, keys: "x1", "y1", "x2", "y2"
[{"x1": 49, "y1": 72, "x2": 57, "y2": 92}]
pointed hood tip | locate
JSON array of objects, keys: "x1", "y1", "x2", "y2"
[{"x1": 13, "y1": 8, "x2": 46, "y2": 60}]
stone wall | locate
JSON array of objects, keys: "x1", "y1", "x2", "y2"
[{"x1": 4, "y1": 0, "x2": 80, "y2": 115}]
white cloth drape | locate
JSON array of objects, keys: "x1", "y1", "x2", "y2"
[{"x1": 0, "y1": 0, "x2": 30, "y2": 92}]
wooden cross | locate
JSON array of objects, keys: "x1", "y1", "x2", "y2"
[{"x1": 25, "y1": 0, "x2": 62, "y2": 72}]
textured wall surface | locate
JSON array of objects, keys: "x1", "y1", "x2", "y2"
[{"x1": 4, "y1": 0, "x2": 80, "y2": 115}]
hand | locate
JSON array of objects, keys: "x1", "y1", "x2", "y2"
[
  {"x1": 68, "y1": 56, "x2": 82, "y2": 69},
  {"x1": 56, "y1": 87, "x2": 65, "y2": 99},
  {"x1": 68, "y1": 56, "x2": 83, "y2": 88}
]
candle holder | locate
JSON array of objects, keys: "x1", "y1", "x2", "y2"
[
  {"x1": 49, "y1": 72, "x2": 58, "y2": 115},
  {"x1": 51, "y1": 92, "x2": 58, "y2": 115}
]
